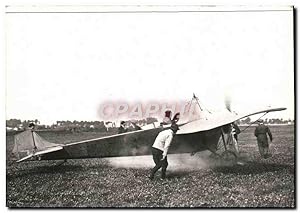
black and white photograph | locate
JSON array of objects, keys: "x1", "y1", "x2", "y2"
[{"x1": 5, "y1": 5, "x2": 295, "y2": 208}]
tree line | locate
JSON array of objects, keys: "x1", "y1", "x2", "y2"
[
  {"x1": 6, "y1": 117, "x2": 293, "y2": 132},
  {"x1": 237, "y1": 117, "x2": 294, "y2": 125},
  {"x1": 6, "y1": 118, "x2": 159, "y2": 132}
]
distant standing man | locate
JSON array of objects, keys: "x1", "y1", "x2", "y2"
[
  {"x1": 28, "y1": 122, "x2": 36, "y2": 130},
  {"x1": 149, "y1": 123, "x2": 179, "y2": 180},
  {"x1": 118, "y1": 121, "x2": 127, "y2": 134},
  {"x1": 254, "y1": 119, "x2": 273, "y2": 159}
]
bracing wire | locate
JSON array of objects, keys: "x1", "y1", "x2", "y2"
[{"x1": 240, "y1": 112, "x2": 268, "y2": 133}]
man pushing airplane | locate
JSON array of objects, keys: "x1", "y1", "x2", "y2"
[{"x1": 149, "y1": 122, "x2": 179, "y2": 180}]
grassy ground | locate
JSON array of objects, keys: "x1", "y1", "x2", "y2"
[{"x1": 6, "y1": 125, "x2": 295, "y2": 208}]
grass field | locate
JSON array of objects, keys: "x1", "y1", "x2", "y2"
[{"x1": 6, "y1": 125, "x2": 295, "y2": 208}]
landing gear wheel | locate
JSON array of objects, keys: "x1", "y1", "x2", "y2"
[{"x1": 221, "y1": 150, "x2": 237, "y2": 166}]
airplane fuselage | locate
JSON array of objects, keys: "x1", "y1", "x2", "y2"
[{"x1": 40, "y1": 127, "x2": 222, "y2": 160}]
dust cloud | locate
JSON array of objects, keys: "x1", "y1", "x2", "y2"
[{"x1": 105, "y1": 151, "x2": 214, "y2": 171}]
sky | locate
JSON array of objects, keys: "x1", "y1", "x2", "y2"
[{"x1": 5, "y1": 6, "x2": 294, "y2": 125}]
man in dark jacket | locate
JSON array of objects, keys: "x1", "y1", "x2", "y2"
[{"x1": 254, "y1": 119, "x2": 273, "y2": 159}]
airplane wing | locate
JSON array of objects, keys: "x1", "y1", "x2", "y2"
[
  {"x1": 13, "y1": 107, "x2": 286, "y2": 162},
  {"x1": 177, "y1": 107, "x2": 287, "y2": 134}
]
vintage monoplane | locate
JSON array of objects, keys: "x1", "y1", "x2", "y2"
[{"x1": 12, "y1": 94, "x2": 286, "y2": 164}]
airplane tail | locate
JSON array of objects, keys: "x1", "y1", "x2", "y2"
[{"x1": 12, "y1": 130, "x2": 62, "y2": 162}]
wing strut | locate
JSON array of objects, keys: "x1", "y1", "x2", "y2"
[
  {"x1": 31, "y1": 130, "x2": 37, "y2": 152},
  {"x1": 240, "y1": 112, "x2": 268, "y2": 133},
  {"x1": 220, "y1": 128, "x2": 227, "y2": 151}
]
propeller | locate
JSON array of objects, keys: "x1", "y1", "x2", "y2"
[{"x1": 225, "y1": 95, "x2": 231, "y2": 112}]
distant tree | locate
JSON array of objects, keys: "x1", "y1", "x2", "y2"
[
  {"x1": 34, "y1": 119, "x2": 39, "y2": 125},
  {"x1": 6, "y1": 119, "x2": 21, "y2": 128}
]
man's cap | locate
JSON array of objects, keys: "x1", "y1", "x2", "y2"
[
  {"x1": 257, "y1": 119, "x2": 264, "y2": 123},
  {"x1": 165, "y1": 110, "x2": 172, "y2": 117},
  {"x1": 170, "y1": 123, "x2": 180, "y2": 131}
]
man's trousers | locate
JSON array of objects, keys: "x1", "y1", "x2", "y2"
[{"x1": 150, "y1": 147, "x2": 168, "y2": 179}]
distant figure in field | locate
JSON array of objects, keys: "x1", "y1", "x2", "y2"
[
  {"x1": 28, "y1": 122, "x2": 36, "y2": 130},
  {"x1": 149, "y1": 123, "x2": 179, "y2": 180},
  {"x1": 161, "y1": 110, "x2": 172, "y2": 125},
  {"x1": 254, "y1": 119, "x2": 273, "y2": 159},
  {"x1": 118, "y1": 121, "x2": 128, "y2": 134},
  {"x1": 104, "y1": 121, "x2": 115, "y2": 132},
  {"x1": 28, "y1": 123, "x2": 37, "y2": 151}
]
